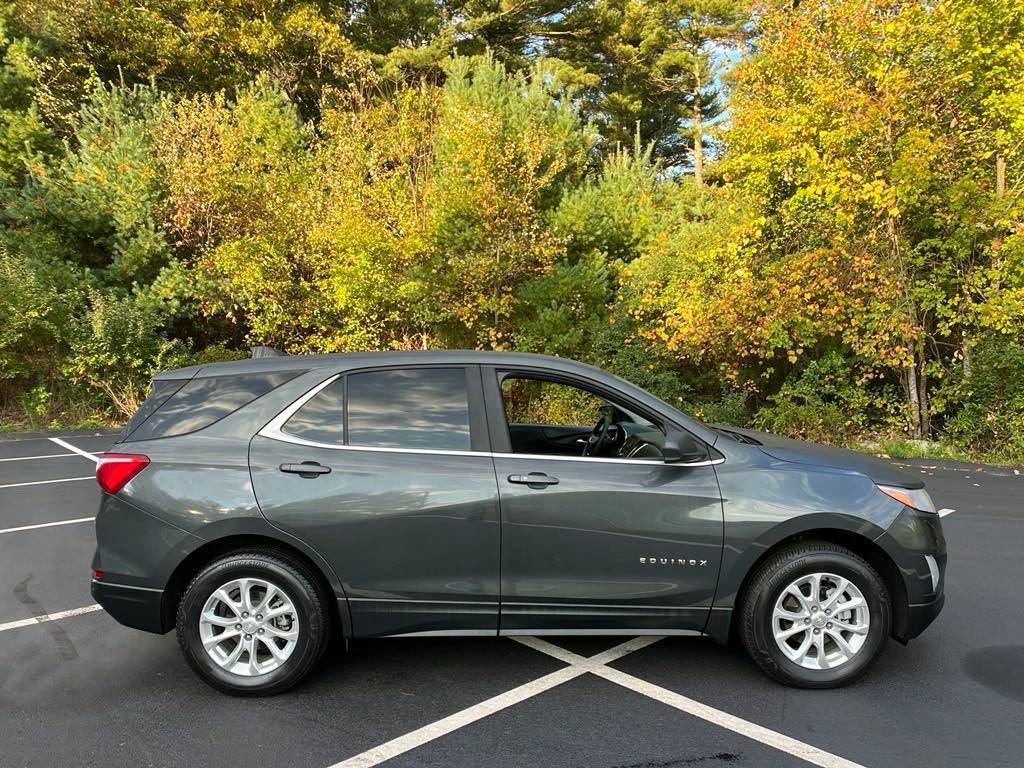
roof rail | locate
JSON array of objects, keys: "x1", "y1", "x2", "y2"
[{"x1": 250, "y1": 345, "x2": 287, "y2": 359}]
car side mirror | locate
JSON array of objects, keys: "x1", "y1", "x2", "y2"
[{"x1": 663, "y1": 430, "x2": 708, "y2": 464}]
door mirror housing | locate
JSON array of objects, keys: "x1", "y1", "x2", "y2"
[{"x1": 663, "y1": 430, "x2": 709, "y2": 464}]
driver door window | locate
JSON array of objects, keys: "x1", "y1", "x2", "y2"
[{"x1": 499, "y1": 375, "x2": 665, "y2": 460}]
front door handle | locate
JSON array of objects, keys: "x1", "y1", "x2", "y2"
[
  {"x1": 280, "y1": 462, "x2": 331, "y2": 478},
  {"x1": 508, "y1": 472, "x2": 559, "y2": 488}
]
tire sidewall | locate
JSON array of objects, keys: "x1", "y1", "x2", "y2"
[
  {"x1": 178, "y1": 555, "x2": 325, "y2": 695},
  {"x1": 751, "y1": 551, "x2": 890, "y2": 687}
]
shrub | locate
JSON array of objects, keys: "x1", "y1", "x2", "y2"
[
  {"x1": 944, "y1": 336, "x2": 1024, "y2": 463},
  {"x1": 0, "y1": 247, "x2": 67, "y2": 382},
  {"x1": 753, "y1": 352, "x2": 898, "y2": 444},
  {"x1": 63, "y1": 290, "x2": 192, "y2": 418}
]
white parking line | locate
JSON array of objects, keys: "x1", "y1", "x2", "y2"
[
  {"x1": 0, "y1": 604, "x2": 103, "y2": 633},
  {"x1": 938, "y1": 508, "x2": 955, "y2": 517},
  {"x1": 522, "y1": 638, "x2": 864, "y2": 768},
  {"x1": 330, "y1": 635, "x2": 864, "y2": 768},
  {"x1": 48, "y1": 437, "x2": 101, "y2": 463},
  {"x1": 329, "y1": 665, "x2": 587, "y2": 767},
  {"x1": 0, "y1": 452, "x2": 100, "y2": 463},
  {"x1": 328, "y1": 637, "x2": 661, "y2": 768},
  {"x1": 0, "y1": 476, "x2": 94, "y2": 490},
  {"x1": 593, "y1": 666, "x2": 863, "y2": 768},
  {"x1": 0, "y1": 517, "x2": 95, "y2": 534}
]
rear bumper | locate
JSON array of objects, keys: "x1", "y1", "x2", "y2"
[{"x1": 91, "y1": 579, "x2": 166, "y2": 634}]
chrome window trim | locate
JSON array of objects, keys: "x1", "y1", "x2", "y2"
[{"x1": 257, "y1": 372, "x2": 724, "y2": 467}]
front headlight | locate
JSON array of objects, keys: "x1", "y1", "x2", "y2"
[{"x1": 876, "y1": 484, "x2": 937, "y2": 514}]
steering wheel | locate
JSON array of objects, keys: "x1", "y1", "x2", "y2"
[{"x1": 583, "y1": 412, "x2": 613, "y2": 457}]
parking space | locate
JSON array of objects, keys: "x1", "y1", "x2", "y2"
[{"x1": 1, "y1": 432, "x2": 1021, "y2": 767}]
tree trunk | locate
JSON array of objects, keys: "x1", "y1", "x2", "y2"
[
  {"x1": 916, "y1": 338, "x2": 930, "y2": 437},
  {"x1": 902, "y1": 341, "x2": 930, "y2": 439},
  {"x1": 903, "y1": 363, "x2": 923, "y2": 439},
  {"x1": 962, "y1": 328, "x2": 972, "y2": 379},
  {"x1": 692, "y1": 55, "x2": 704, "y2": 187}
]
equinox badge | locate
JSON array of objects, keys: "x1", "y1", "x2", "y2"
[{"x1": 640, "y1": 557, "x2": 708, "y2": 566}]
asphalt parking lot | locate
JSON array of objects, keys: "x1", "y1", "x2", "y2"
[{"x1": 1, "y1": 430, "x2": 1022, "y2": 768}]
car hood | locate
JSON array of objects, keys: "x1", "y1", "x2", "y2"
[{"x1": 712, "y1": 426, "x2": 925, "y2": 489}]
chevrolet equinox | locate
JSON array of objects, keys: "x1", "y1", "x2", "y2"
[{"x1": 91, "y1": 351, "x2": 946, "y2": 695}]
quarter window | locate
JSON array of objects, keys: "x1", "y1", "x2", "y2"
[
  {"x1": 346, "y1": 368, "x2": 471, "y2": 451},
  {"x1": 126, "y1": 370, "x2": 303, "y2": 441},
  {"x1": 282, "y1": 378, "x2": 345, "y2": 444}
]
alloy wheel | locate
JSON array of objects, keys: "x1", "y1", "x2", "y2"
[
  {"x1": 198, "y1": 577, "x2": 300, "y2": 676},
  {"x1": 772, "y1": 572, "x2": 870, "y2": 670}
]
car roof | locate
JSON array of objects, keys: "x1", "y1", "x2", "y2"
[{"x1": 154, "y1": 350, "x2": 609, "y2": 381}]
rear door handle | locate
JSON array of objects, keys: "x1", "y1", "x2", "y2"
[
  {"x1": 508, "y1": 472, "x2": 559, "y2": 487},
  {"x1": 280, "y1": 462, "x2": 331, "y2": 478}
]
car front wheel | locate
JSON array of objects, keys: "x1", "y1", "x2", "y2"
[
  {"x1": 738, "y1": 541, "x2": 891, "y2": 688},
  {"x1": 176, "y1": 550, "x2": 330, "y2": 695}
]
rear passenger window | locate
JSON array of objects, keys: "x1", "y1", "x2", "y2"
[
  {"x1": 126, "y1": 370, "x2": 303, "y2": 441},
  {"x1": 282, "y1": 379, "x2": 345, "y2": 444},
  {"x1": 347, "y1": 368, "x2": 471, "y2": 451}
]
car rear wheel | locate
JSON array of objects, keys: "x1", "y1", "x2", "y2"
[
  {"x1": 738, "y1": 540, "x2": 890, "y2": 688},
  {"x1": 176, "y1": 550, "x2": 330, "y2": 695}
]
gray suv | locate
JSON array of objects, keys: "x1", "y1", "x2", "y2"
[{"x1": 91, "y1": 351, "x2": 946, "y2": 695}]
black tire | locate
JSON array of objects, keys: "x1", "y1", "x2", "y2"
[
  {"x1": 176, "y1": 549, "x2": 331, "y2": 696},
  {"x1": 738, "y1": 540, "x2": 890, "y2": 688}
]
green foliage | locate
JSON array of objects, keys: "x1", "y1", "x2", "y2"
[
  {"x1": 0, "y1": 247, "x2": 68, "y2": 380},
  {"x1": 0, "y1": 12, "x2": 58, "y2": 187},
  {"x1": 754, "y1": 353, "x2": 897, "y2": 445},
  {"x1": 944, "y1": 336, "x2": 1024, "y2": 463},
  {"x1": 0, "y1": 0, "x2": 1023, "y2": 467},
  {"x1": 63, "y1": 290, "x2": 192, "y2": 418},
  {"x1": 6, "y1": 82, "x2": 170, "y2": 287}
]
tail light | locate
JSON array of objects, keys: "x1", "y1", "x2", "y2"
[{"x1": 96, "y1": 453, "x2": 150, "y2": 494}]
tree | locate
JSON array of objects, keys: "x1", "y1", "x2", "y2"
[
  {"x1": 549, "y1": 0, "x2": 747, "y2": 172},
  {"x1": 640, "y1": 0, "x2": 746, "y2": 183},
  {"x1": 11, "y1": 0, "x2": 374, "y2": 118},
  {"x1": 637, "y1": 0, "x2": 1024, "y2": 439}
]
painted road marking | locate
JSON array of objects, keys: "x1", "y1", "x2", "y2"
[
  {"x1": 0, "y1": 604, "x2": 103, "y2": 633},
  {"x1": 48, "y1": 437, "x2": 101, "y2": 463},
  {"x1": 328, "y1": 637, "x2": 659, "y2": 768},
  {"x1": 0, "y1": 452, "x2": 100, "y2": 463},
  {"x1": 330, "y1": 635, "x2": 864, "y2": 768},
  {"x1": 0, "y1": 517, "x2": 95, "y2": 534},
  {"x1": 0, "y1": 476, "x2": 94, "y2": 490},
  {"x1": 938, "y1": 508, "x2": 956, "y2": 517},
  {"x1": 328, "y1": 665, "x2": 587, "y2": 767},
  {"x1": 522, "y1": 637, "x2": 866, "y2": 768}
]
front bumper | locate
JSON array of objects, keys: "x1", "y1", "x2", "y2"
[
  {"x1": 91, "y1": 578, "x2": 165, "y2": 634},
  {"x1": 876, "y1": 506, "x2": 947, "y2": 641},
  {"x1": 906, "y1": 592, "x2": 945, "y2": 639}
]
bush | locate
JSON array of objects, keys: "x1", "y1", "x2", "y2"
[
  {"x1": 0, "y1": 247, "x2": 67, "y2": 382},
  {"x1": 63, "y1": 290, "x2": 192, "y2": 418},
  {"x1": 687, "y1": 390, "x2": 752, "y2": 427},
  {"x1": 944, "y1": 336, "x2": 1024, "y2": 463},
  {"x1": 753, "y1": 352, "x2": 897, "y2": 444}
]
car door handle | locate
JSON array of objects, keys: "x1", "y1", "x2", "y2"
[
  {"x1": 280, "y1": 462, "x2": 332, "y2": 478},
  {"x1": 508, "y1": 473, "x2": 559, "y2": 487}
]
